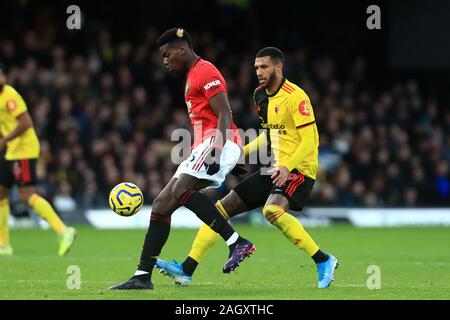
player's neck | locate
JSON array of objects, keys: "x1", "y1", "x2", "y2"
[
  {"x1": 185, "y1": 53, "x2": 199, "y2": 72},
  {"x1": 266, "y1": 77, "x2": 283, "y2": 95}
]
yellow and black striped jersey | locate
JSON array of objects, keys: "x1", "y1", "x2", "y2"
[
  {"x1": 253, "y1": 78, "x2": 319, "y2": 179},
  {"x1": 0, "y1": 85, "x2": 40, "y2": 160}
]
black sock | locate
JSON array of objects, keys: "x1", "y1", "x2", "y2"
[
  {"x1": 311, "y1": 249, "x2": 329, "y2": 263},
  {"x1": 135, "y1": 213, "x2": 172, "y2": 279},
  {"x1": 180, "y1": 190, "x2": 235, "y2": 241},
  {"x1": 181, "y1": 256, "x2": 199, "y2": 276}
]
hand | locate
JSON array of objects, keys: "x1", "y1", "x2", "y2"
[
  {"x1": 205, "y1": 147, "x2": 222, "y2": 175},
  {"x1": 230, "y1": 164, "x2": 247, "y2": 177},
  {"x1": 268, "y1": 166, "x2": 289, "y2": 187}
]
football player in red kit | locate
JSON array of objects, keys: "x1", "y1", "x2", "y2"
[{"x1": 109, "y1": 28, "x2": 254, "y2": 290}]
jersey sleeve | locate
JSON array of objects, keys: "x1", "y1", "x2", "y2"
[
  {"x1": 6, "y1": 89, "x2": 28, "y2": 118},
  {"x1": 290, "y1": 90, "x2": 316, "y2": 128},
  {"x1": 198, "y1": 65, "x2": 227, "y2": 100}
]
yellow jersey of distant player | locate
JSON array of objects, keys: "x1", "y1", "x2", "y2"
[
  {"x1": 0, "y1": 84, "x2": 40, "y2": 160},
  {"x1": 254, "y1": 78, "x2": 319, "y2": 179}
]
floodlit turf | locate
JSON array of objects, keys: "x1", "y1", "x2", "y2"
[{"x1": 0, "y1": 225, "x2": 449, "y2": 300}]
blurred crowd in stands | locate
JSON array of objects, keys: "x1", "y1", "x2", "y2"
[{"x1": 2, "y1": 21, "x2": 450, "y2": 214}]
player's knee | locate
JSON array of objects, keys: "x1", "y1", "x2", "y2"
[
  {"x1": 152, "y1": 196, "x2": 167, "y2": 214},
  {"x1": 219, "y1": 191, "x2": 246, "y2": 218},
  {"x1": 262, "y1": 204, "x2": 284, "y2": 220},
  {"x1": 18, "y1": 188, "x2": 35, "y2": 204},
  {"x1": 152, "y1": 193, "x2": 178, "y2": 216},
  {"x1": 171, "y1": 183, "x2": 189, "y2": 203}
]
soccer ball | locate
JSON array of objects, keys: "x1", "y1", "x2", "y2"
[{"x1": 109, "y1": 182, "x2": 144, "y2": 217}]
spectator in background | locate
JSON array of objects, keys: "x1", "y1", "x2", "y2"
[{"x1": 53, "y1": 181, "x2": 77, "y2": 213}]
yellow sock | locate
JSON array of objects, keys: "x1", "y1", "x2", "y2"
[
  {"x1": 188, "y1": 200, "x2": 228, "y2": 262},
  {"x1": 28, "y1": 194, "x2": 67, "y2": 235},
  {"x1": 263, "y1": 204, "x2": 319, "y2": 257},
  {"x1": 0, "y1": 199, "x2": 10, "y2": 246}
]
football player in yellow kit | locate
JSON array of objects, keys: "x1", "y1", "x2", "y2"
[{"x1": 0, "y1": 63, "x2": 76, "y2": 257}]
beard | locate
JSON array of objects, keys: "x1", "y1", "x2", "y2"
[{"x1": 265, "y1": 71, "x2": 278, "y2": 88}]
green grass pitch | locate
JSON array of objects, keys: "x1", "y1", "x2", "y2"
[{"x1": 0, "y1": 225, "x2": 449, "y2": 300}]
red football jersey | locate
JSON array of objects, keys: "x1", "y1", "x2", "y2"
[{"x1": 184, "y1": 57, "x2": 241, "y2": 148}]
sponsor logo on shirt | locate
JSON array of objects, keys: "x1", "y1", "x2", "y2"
[
  {"x1": 260, "y1": 122, "x2": 286, "y2": 130},
  {"x1": 259, "y1": 118, "x2": 287, "y2": 135},
  {"x1": 203, "y1": 80, "x2": 221, "y2": 90}
]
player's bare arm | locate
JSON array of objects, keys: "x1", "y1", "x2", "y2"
[
  {"x1": 0, "y1": 111, "x2": 33, "y2": 151},
  {"x1": 202, "y1": 91, "x2": 235, "y2": 175},
  {"x1": 208, "y1": 91, "x2": 232, "y2": 149}
]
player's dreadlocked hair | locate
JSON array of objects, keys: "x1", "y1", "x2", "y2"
[
  {"x1": 256, "y1": 47, "x2": 284, "y2": 64},
  {"x1": 157, "y1": 28, "x2": 193, "y2": 49}
]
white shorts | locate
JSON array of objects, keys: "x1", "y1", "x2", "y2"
[{"x1": 173, "y1": 137, "x2": 242, "y2": 189}]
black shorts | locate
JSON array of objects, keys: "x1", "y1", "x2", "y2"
[
  {"x1": 233, "y1": 168, "x2": 315, "y2": 211},
  {"x1": 0, "y1": 157, "x2": 38, "y2": 188}
]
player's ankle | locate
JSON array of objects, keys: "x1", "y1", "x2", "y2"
[
  {"x1": 132, "y1": 271, "x2": 150, "y2": 281},
  {"x1": 228, "y1": 235, "x2": 245, "y2": 254},
  {"x1": 182, "y1": 256, "x2": 198, "y2": 276},
  {"x1": 312, "y1": 250, "x2": 329, "y2": 263}
]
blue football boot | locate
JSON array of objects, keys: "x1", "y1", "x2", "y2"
[
  {"x1": 316, "y1": 254, "x2": 339, "y2": 288},
  {"x1": 155, "y1": 258, "x2": 192, "y2": 286}
]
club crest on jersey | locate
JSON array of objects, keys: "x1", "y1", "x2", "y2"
[
  {"x1": 275, "y1": 105, "x2": 280, "y2": 114},
  {"x1": 185, "y1": 81, "x2": 191, "y2": 95},
  {"x1": 6, "y1": 100, "x2": 17, "y2": 112},
  {"x1": 299, "y1": 100, "x2": 311, "y2": 116}
]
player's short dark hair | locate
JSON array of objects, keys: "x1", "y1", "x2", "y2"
[
  {"x1": 0, "y1": 62, "x2": 5, "y2": 75},
  {"x1": 157, "y1": 28, "x2": 193, "y2": 49},
  {"x1": 256, "y1": 47, "x2": 284, "y2": 64}
]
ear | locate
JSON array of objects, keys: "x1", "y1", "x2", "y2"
[
  {"x1": 178, "y1": 45, "x2": 188, "y2": 56},
  {"x1": 276, "y1": 63, "x2": 283, "y2": 74}
]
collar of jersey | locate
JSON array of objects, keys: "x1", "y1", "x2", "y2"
[{"x1": 266, "y1": 77, "x2": 287, "y2": 97}]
